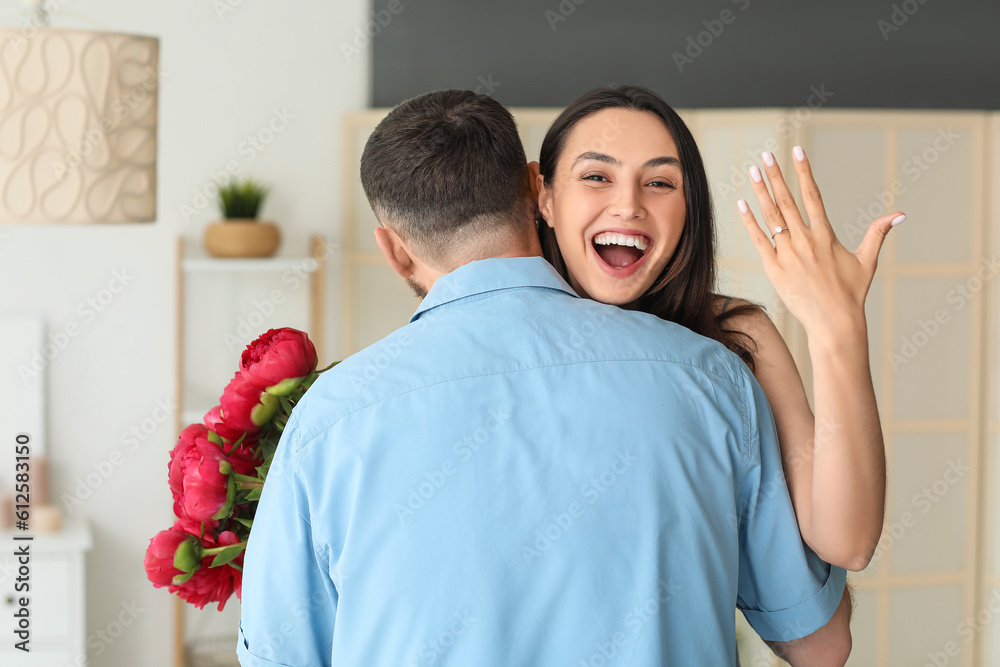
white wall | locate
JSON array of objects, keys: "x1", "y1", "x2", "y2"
[{"x1": 0, "y1": 0, "x2": 368, "y2": 664}]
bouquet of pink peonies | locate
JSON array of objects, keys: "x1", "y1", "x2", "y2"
[{"x1": 144, "y1": 328, "x2": 334, "y2": 610}]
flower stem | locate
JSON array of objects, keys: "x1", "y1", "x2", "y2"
[{"x1": 201, "y1": 542, "x2": 246, "y2": 556}]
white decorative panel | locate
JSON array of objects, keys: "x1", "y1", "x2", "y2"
[
  {"x1": 892, "y1": 276, "x2": 972, "y2": 422},
  {"x1": 888, "y1": 586, "x2": 965, "y2": 667},
  {"x1": 894, "y1": 122, "x2": 979, "y2": 265},
  {"x1": 0, "y1": 28, "x2": 159, "y2": 223},
  {"x1": 983, "y1": 113, "x2": 1000, "y2": 667},
  {"x1": 888, "y1": 433, "x2": 968, "y2": 575}
]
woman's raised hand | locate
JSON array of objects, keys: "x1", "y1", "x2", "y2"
[{"x1": 736, "y1": 146, "x2": 905, "y2": 342}]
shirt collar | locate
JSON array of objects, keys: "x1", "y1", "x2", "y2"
[{"x1": 410, "y1": 256, "x2": 580, "y2": 322}]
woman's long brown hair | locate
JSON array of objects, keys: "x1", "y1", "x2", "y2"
[{"x1": 537, "y1": 85, "x2": 759, "y2": 371}]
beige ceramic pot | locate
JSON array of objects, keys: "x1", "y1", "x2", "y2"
[{"x1": 204, "y1": 220, "x2": 281, "y2": 258}]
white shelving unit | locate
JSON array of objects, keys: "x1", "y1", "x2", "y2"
[{"x1": 172, "y1": 236, "x2": 328, "y2": 667}]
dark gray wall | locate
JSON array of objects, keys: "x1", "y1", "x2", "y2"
[{"x1": 371, "y1": 0, "x2": 1000, "y2": 109}]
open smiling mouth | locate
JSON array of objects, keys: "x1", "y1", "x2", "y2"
[{"x1": 591, "y1": 231, "x2": 652, "y2": 274}]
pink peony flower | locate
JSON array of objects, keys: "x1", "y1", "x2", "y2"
[
  {"x1": 219, "y1": 372, "x2": 278, "y2": 439},
  {"x1": 144, "y1": 527, "x2": 199, "y2": 588},
  {"x1": 240, "y1": 328, "x2": 317, "y2": 396},
  {"x1": 169, "y1": 427, "x2": 235, "y2": 522},
  {"x1": 203, "y1": 405, "x2": 245, "y2": 443}
]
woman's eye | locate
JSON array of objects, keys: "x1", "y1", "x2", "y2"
[
  {"x1": 581, "y1": 174, "x2": 609, "y2": 183},
  {"x1": 648, "y1": 180, "x2": 674, "y2": 188}
]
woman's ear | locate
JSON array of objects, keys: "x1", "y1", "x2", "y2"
[
  {"x1": 535, "y1": 168, "x2": 555, "y2": 230},
  {"x1": 374, "y1": 226, "x2": 415, "y2": 279},
  {"x1": 527, "y1": 161, "x2": 541, "y2": 203}
]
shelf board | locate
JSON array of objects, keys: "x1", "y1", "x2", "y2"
[{"x1": 182, "y1": 256, "x2": 320, "y2": 273}]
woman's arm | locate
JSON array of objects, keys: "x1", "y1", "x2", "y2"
[
  {"x1": 725, "y1": 300, "x2": 883, "y2": 571},
  {"x1": 733, "y1": 146, "x2": 903, "y2": 571}
]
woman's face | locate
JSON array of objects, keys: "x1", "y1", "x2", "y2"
[{"x1": 538, "y1": 108, "x2": 686, "y2": 306}]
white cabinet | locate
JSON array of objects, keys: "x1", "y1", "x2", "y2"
[{"x1": 0, "y1": 520, "x2": 92, "y2": 665}]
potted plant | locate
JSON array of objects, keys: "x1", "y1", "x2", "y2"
[{"x1": 203, "y1": 179, "x2": 281, "y2": 258}]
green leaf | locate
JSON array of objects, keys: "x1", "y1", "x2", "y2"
[
  {"x1": 246, "y1": 486, "x2": 263, "y2": 502},
  {"x1": 210, "y1": 544, "x2": 246, "y2": 568},
  {"x1": 218, "y1": 178, "x2": 270, "y2": 219}
]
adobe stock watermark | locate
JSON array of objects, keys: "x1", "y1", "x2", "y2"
[
  {"x1": 712, "y1": 84, "x2": 834, "y2": 199},
  {"x1": 672, "y1": 0, "x2": 751, "y2": 73},
  {"x1": 4, "y1": 0, "x2": 73, "y2": 54},
  {"x1": 521, "y1": 450, "x2": 637, "y2": 565},
  {"x1": 178, "y1": 107, "x2": 295, "y2": 224},
  {"x1": 578, "y1": 577, "x2": 681, "y2": 667},
  {"x1": 545, "y1": 0, "x2": 588, "y2": 31},
  {"x1": 844, "y1": 126, "x2": 959, "y2": 246},
  {"x1": 922, "y1": 589, "x2": 1000, "y2": 667},
  {"x1": 51, "y1": 67, "x2": 163, "y2": 180},
  {"x1": 868, "y1": 458, "x2": 969, "y2": 565},
  {"x1": 877, "y1": 0, "x2": 932, "y2": 41},
  {"x1": 888, "y1": 255, "x2": 999, "y2": 371},
  {"x1": 340, "y1": 0, "x2": 416, "y2": 62},
  {"x1": 87, "y1": 600, "x2": 144, "y2": 658},
  {"x1": 61, "y1": 397, "x2": 177, "y2": 514},
  {"x1": 393, "y1": 406, "x2": 513, "y2": 522},
  {"x1": 222, "y1": 236, "x2": 340, "y2": 352},
  {"x1": 213, "y1": 0, "x2": 247, "y2": 20},
  {"x1": 17, "y1": 268, "x2": 135, "y2": 384}
]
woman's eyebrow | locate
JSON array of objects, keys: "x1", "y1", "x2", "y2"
[
  {"x1": 572, "y1": 152, "x2": 681, "y2": 169},
  {"x1": 573, "y1": 151, "x2": 620, "y2": 167},
  {"x1": 643, "y1": 156, "x2": 681, "y2": 168}
]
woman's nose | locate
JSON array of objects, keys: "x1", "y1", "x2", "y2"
[{"x1": 607, "y1": 184, "x2": 645, "y2": 221}]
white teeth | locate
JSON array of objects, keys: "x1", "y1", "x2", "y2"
[{"x1": 593, "y1": 232, "x2": 649, "y2": 251}]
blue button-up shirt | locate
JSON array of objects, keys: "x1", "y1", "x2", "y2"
[{"x1": 238, "y1": 256, "x2": 845, "y2": 666}]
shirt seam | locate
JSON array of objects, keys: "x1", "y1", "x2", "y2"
[
  {"x1": 733, "y1": 353, "x2": 754, "y2": 498},
  {"x1": 291, "y1": 356, "x2": 741, "y2": 455}
]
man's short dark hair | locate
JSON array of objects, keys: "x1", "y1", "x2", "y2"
[{"x1": 360, "y1": 89, "x2": 531, "y2": 267}]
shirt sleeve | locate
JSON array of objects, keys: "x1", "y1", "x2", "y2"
[
  {"x1": 238, "y1": 419, "x2": 338, "y2": 666},
  {"x1": 734, "y1": 364, "x2": 847, "y2": 642}
]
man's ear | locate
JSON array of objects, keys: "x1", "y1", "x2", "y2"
[
  {"x1": 374, "y1": 226, "x2": 415, "y2": 279},
  {"x1": 535, "y1": 166, "x2": 555, "y2": 230}
]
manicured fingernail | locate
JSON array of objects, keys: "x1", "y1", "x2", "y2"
[
  {"x1": 737, "y1": 199, "x2": 748, "y2": 214},
  {"x1": 749, "y1": 166, "x2": 762, "y2": 183},
  {"x1": 891, "y1": 214, "x2": 906, "y2": 226},
  {"x1": 761, "y1": 151, "x2": 775, "y2": 167},
  {"x1": 793, "y1": 145, "x2": 805, "y2": 162}
]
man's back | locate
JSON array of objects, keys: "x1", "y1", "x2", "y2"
[{"x1": 238, "y1": 257, "x2": 844, "y2": 666}]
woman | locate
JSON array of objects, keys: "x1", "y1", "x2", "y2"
[{"x1": 530, "y1": 86, "x2": 904, "y2": 571}]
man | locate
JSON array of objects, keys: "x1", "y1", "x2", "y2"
[{"x1": 237, "y1": 89, "x2": 850, "y2": 666}]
